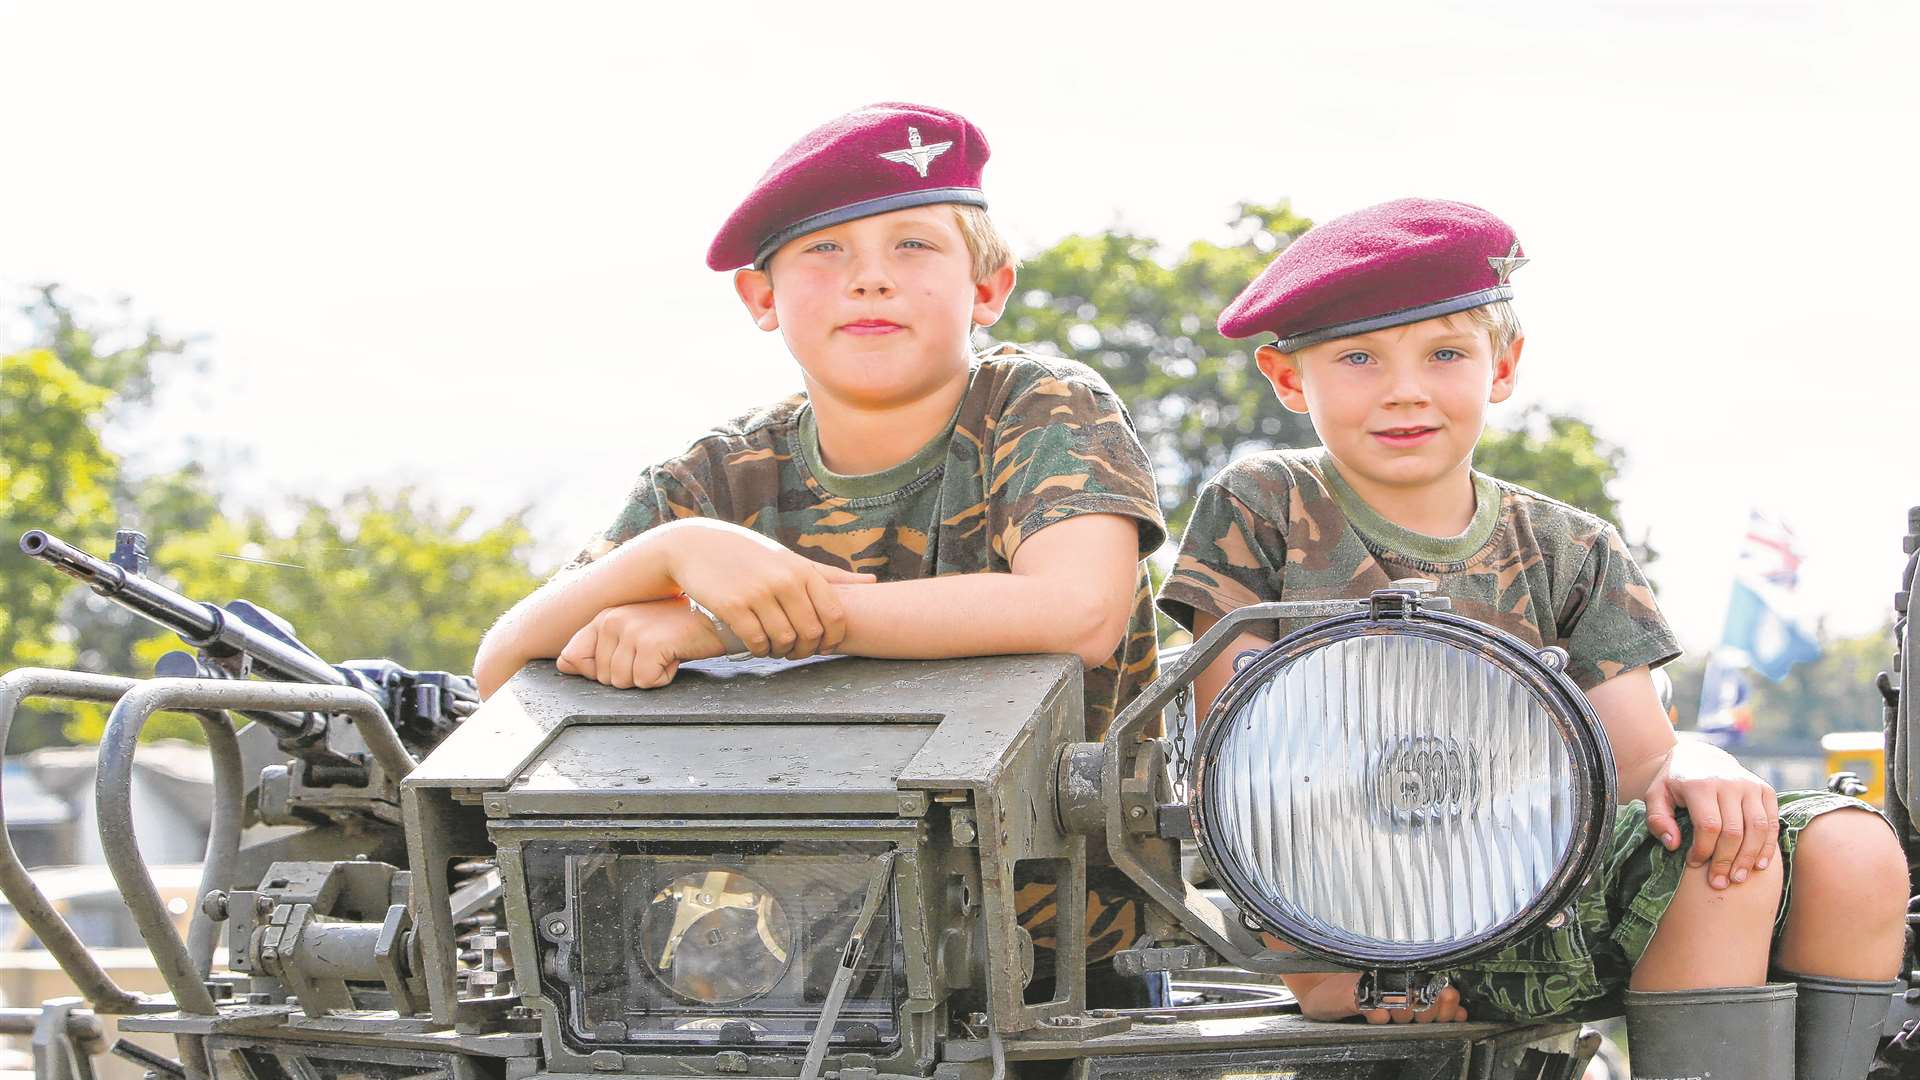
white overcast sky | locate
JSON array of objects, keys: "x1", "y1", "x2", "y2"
[{"x1": 3, "y1": 1, "x2": 1916, "y2": 655}]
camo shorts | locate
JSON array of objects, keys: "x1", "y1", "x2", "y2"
[{"x1": 1444, "y1": 789, "x2": 1883, "y2": 1022}]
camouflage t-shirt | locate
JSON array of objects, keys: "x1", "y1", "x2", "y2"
[
  {"x1": 576, "y1": 346, "x2": 1168, "y2": 739},
  {"x1": 1157, "y1": 448, "x2": 1680, "y2": 689}
]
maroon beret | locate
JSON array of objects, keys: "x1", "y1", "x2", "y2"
[
  {"x1": 1218, "y1": 197, "x2": 1527, "y2": 350},
  {"x1": 706, "y1": 102, "x2": 991, "y2": 271}
]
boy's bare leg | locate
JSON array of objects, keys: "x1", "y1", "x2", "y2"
[
  {"x1": 1772, "y1": 809, "x2": 1907, "y2": 980},
  {"x1": 1631, "y1": 856, "x2": 1784, "y2": 990}
]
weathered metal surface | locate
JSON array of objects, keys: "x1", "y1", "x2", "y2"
[
  {"x1": 504, "y1": 722, "x2": 939, "y2": 815},
  {"x1": 416, "y1": 656, "x2": 1077, "y2": 793}
]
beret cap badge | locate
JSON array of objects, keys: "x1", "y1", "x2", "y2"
[
  {"x1": 878, "y1": 126, "x2": 953, "y2": 178},
  {"x1": 1486, "y1": 243, "x2": 1529, "y2": 285}
]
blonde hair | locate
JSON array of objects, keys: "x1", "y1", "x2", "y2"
[
  {"x1": 952, "y1": 204, "x2": 1018, "y2": 282},
  {"x1": 1456, "y1": 300, "x2": 1524, "y2": 354}
]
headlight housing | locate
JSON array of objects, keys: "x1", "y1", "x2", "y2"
[
  {"x1": 521, "y1": 839, "x2": 903, "y2": 1049},
  {"x1": 1189, "y1": 599, "x2": 1614, "y2": 970}
]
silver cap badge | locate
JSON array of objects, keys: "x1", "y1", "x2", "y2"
[
  {"x1": 1487, "y1": 242, "x2": 1529, "y2": 285},
  {"x1": 878, "y1": 126, "x2": 953, "y2": 178}
]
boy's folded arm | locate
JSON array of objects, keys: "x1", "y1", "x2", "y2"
[
  {"x1": 829, "y1": 513, "x2": 1143, "y2": 667},
  {"x1": 470, "y1": 527, "x2": 702, "y2": 697}
]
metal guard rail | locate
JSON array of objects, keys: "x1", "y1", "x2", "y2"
[
  {"x1": 95, "y1": 678, "x2": 410, "y2": 1015},
  {"x1": 0, "y1": 670, "x2": 155, "y2": 1015}
]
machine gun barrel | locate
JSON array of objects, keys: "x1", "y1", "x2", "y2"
[{"x1": 19, "y1": 530, "x2": 345, "y2": 688}]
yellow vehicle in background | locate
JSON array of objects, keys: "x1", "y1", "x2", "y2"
[{"x1": 1825, "y1": 730, "x2": 1888, "y2": 807}]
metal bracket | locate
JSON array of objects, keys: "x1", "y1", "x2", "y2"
[
  {"x1": 1154, "y1": 803, "x2": 1195, "y2": 840},
  {"x1": 30, "y1": 999, "x2": 101, "y2": 1080},
  {"x1": 373, "y1": 903, "x2": 424, "y2": 1015},
  {"x1": 1356, "y1": 969, "x2": 1448, "y2": 1012},
  {"x1": 1369, "y1": 578, "x2": 1444, "y2": 620}
]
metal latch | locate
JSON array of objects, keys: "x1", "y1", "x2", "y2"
[{"x1": 1368, "y1": 578, "x2": 1450, "y2": 619}]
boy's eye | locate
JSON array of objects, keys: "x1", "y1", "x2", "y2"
[
  {"x1": 1433, "y1": 348, "x2": 1462, "y2": 362},
  {"x1": 898, "y1": 238, "x2": 931, "y2": 250},
  {"x1": 805, "y1": 240, "x2": 841, "y2": 253},
  {"x1": 1336, "y1": 351, "x2": 1374, "y2": 366}
]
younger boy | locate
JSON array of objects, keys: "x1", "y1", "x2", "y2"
[
  {"x1": 1158, "y1": 198, "x2": 1907, "y2": 1079},
  {"x1": 473, "y1": 103, "x2": 1166, "y2": 999}
]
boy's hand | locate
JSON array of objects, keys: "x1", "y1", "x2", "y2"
[
  {"x1": 1643, "y1": 740, "x2": 1780, "y2": 891},
  {"x1": 656, "y1": 519, "x2": 876, "y2": 659},
  {"x1": 556, "y1": 599, "x2": 724, "y2": 689}
]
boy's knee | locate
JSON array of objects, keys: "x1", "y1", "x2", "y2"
[
  {"x1": 1668, "y1": 850, "x2": 1784, "y2": 920},
  {"x1": 1792, "y1": 809, "x2": 1908, "y2": 916}
]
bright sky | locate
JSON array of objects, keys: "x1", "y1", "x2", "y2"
[{"x1": 3, "y1": 1, "x2": 1915, "y2": 655}]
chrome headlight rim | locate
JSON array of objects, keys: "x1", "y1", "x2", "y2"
[{"x1": 1188, "y1": 608, "x2": 1616, "y2": 970}]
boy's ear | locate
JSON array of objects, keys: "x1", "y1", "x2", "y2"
[
  {"x1": 971, "y1": 263, "x2": 1017, "y2": 328},
  {"x1": 1255, "y1": 344, "x2": 1311, "y2": 414},
  {"x1": 1488, "y1": 335, "x2": 1524, "y2": 403},
  {"x1": 733, "y1": 268, "x2": 780, "y2": 332}
]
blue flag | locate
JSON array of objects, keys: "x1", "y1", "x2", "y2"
[
  {"x1": 1721, "y1": 578, "x2": 1822, "y2": 681},
  {"x1": 1695, "y1": 649, "x2": 1755, "y2": 743}
]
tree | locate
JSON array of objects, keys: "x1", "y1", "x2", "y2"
[
  {"x1": 0, "y1": 349, "x2": 118, "y2": 689},
  {"x1": 60, "y1": 489, "x2": 543, "y2": 744},
  {"x1": 1, "y1": 287, "x2": 215, "y2": 748},
  {"x1": 996, "y1": 202, "x2": 1641, "y2": 542},
  {"x1": 994, "y1": 202, "x2": 1318, "y2": 531},
  {"x1": 5, "y1": 286, "x2": 545, "y2": 747},
  {"x1": 1474, "y1": 407, "x2": 1631, "y2": 538}
]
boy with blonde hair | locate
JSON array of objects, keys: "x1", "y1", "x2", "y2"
[
  {"x1": 1158, "y1": 197, "x2": 1907, "y2": 1079},
  {"x1": 474, "y1": 102, "x2": 1166, "y2": 1001}
]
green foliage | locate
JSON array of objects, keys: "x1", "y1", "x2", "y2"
[
  {"x1": 995, "y1": 202, "x2": 1320, "y2": 532},
  {"x1": 59, "y1": 491, "x2": 543, "y2": 744},
  {"x1": 0, "y1": 349, "x2": 119, "y2": 689},
  {"x1": 1473, "y1": 407, "x2": 1627, "y2": 534},
  {"x1": 997, "y1": 202, "x2": 1639, "y2": 552},
  {"x1": 2, "y1": 287, "x2": 215, "y2": 747},
  {"x1": 172, "y1": 492, "x2": 539, "y2": 671}
]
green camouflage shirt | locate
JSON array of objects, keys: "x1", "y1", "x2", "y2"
[
  {"x1": 1157, "y1": 448, "x2": 1679, "y2": 689},
  {"x1": 575, "y1": 346, "x2": 1168, "y2": 738}
]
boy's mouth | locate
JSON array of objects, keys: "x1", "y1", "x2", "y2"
[
  {"x1": 1371, "y1": 425, "x2": 1439, "y2": 447},
  {"x1": 839, "y1": 319, "x2": 904, "y2": 336}
]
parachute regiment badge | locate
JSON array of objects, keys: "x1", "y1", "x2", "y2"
[{"x1": 878, "y1": 126, "x2": 953, "y2": 178}]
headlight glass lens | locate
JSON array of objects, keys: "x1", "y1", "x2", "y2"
[
  {"x1": 521, "y1": 839, "x2": 901, "y2": 1048},
  {"x1": 640, "y1": 870, "x2": 794, "y2": 1005},
  {"x1": 1195, "y1": 620, "x2": 1598, "y2": 965}
]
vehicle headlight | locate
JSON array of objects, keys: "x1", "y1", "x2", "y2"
[
  {"x1": 520, "y1": 839, "x2": 902, "y2": 1048},
  {"x1": 1189, "y1": 604, "x2": 1614, "y2": 969}
]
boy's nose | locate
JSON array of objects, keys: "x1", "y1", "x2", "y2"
[
  {"x1": 1385, "y1": 371, "x2": 1432, "y2": 406},
  {"x1": 846, "y1": 255, "x2": 895, "y2": 297}
]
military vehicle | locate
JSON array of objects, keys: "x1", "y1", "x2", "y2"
[{"x1": 2, "y1": 515, "x2": 1917, "y2": 1080}]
